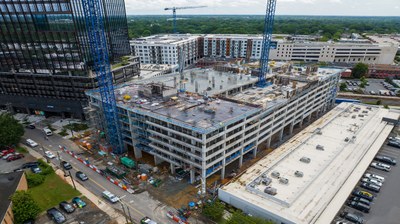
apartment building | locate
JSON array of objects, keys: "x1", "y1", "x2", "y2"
[
  {"x1": 132, "y1": 34, "x2": 398, "y2": 66},
  {"x1": 130, "y1": 34, "x2": 201, "y2": 66},
  {"x1": 0, "y1": 0, "x2": 139, "y2": 118},
  {"x1": 86, "y1": 67, "x2": 340, "y2": 191}
]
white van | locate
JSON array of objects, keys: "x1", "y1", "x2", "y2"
[
  {"x1": 43, "y1": 127, "x2": 53, "y2": 136},
  {"x1": 102, "y1": 191, "x2": 119, "y2": 203},
  {"x1": 26, "y1": 139, "x2": 38, "y2": 147}
]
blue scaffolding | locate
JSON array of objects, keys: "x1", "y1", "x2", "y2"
[
  {"x1": 81, "y1": 0, "x2": 123, "y2": 153},
  {"x1": 257, "y1": 0, "x2": 277, "y2": 87}
]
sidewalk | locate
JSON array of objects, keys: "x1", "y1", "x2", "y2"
[{"x1": 26, "y1": 147, "x2": 127, "y2": 224}]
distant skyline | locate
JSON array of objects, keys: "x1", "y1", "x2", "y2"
[{"x1": 125, "y1": 0, "x2": 400, "y2": 16}]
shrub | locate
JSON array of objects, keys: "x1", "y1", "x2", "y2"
[
  {"x1": 202, "y1": 200, "x2": 225, "y2": 221},
  {"x1": 11, "y1": 191, "x2": 41, "y2": 224},
  {"x1": 27, "y1": 173, "x2": 45, "y2": 188},
  {"x1": 38, "y1": 159, "x2": 54, "y2": 176}
]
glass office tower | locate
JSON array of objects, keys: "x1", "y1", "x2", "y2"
[{"x1": 0, "y1": 0, "x2": 138, "y2": 118}]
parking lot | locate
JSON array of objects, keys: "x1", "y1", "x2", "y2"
[
  {"x1": 0, "y1": 149, "x2": 36, "y2": 173},
  {"x1": 343, "y1": 79, "x2": 399, "y2": 96},
  {"x1": 333, "y1": 132, "x2": 400, "y2": 224},
  {"x1": 35, "y1": 198, "x2": 112, "y2": 224}
]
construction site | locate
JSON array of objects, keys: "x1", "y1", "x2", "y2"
[{"x1": 85, "y1": 63, "x2": 341, "y2": 200}]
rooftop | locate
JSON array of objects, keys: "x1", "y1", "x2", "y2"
[
  {"x1": 220, "y1": 103, "x2": 400, "y2": 224},
  {"x1": 0, "y1": 171, "x2": 24, "y2": 222},
  {"x1": 130, "y1": 34, "x2": 200, "y2": 45}
]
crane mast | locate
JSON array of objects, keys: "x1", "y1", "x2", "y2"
[
  {"x1": 81, "y1": 0, "x2": 123, "y2": 153},
  {"x1": 258, "y1": 0, "x2": 277, "y2": 87}
]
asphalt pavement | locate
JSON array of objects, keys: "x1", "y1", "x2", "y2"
[{"x1": 22, "y1": 127, "x2": 180, "y2": 224}]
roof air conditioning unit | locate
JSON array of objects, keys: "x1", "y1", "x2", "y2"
[
  {"x1": 294, "y1": 171, "x2": 304, "y2": 177},
  {"x1": 316, "y1": 145, "x2": 324, "y2": 150},
  {"x1": 271, "y1": 171, "x2": 280, "y2": 178},
  {"x1": 279, "y1": 177, "x2": 289, "y2": 184},
  {"x1": 264, "y1": 186, "x2": 277, "y2": 195},
  {"x1": 300, "y1": 157, "x2": 311, "y2": 163}
]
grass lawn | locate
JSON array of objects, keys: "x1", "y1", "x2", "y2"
[{"x1": 29, "y1": 172, "x2": 80, "y2": 211}]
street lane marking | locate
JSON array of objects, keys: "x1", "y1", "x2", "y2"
[{"x1": 70, "y1": 167, "x2": 145, "y2": 217}]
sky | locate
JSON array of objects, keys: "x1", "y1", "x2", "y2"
[{"x1": 125, "y1": 0, "x2": 400, "y2": 16}]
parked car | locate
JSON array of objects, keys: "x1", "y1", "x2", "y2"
[
  {"x1": 387, "y1": 140, "x2": 400, "y2": 149},
  {"x1": 0, "y1": 148, "x2": 15, "y2": 157},
  {"x1": 7, "y1": 153, "x2": 24, "y2": 162},
  {"x1": 375, "y1": 155, "x2": 397, "y2": 165},
  {"x1": 340, "y1": 212, "x2": 364, "y2": 224},
  {"x1": 140, "y1": 217, "x2": 157, "y2": 224},
  {"x1": 2, "y1": 153, "x2": 15, "y2": 160},
  {"x1": 352, "y1": 189, "x2": 374, "y2": 201},
  {"x1": 59, "y1": 201, "x2": 75, "y2": 214},
  {"x1": 47, "y1": 208, "x2": 66, "y2": 224},
  {"x1": 22, "y1": 162, "x2": 39, "y2": 169},
  {"x1": 25, "y1": 124, "x2": 36, "y2": 129},
  {"x1": 61, "y1": 161, "x2": 72, "y2": 170},
  {"x1": 102, "y1": 190, "x2": 119, "y2": 203},
  {"x1": 364, "y1": 173, "x2": 385, "y2": 183},
  {"x1": 370, "y1": 162, "x2": 391, "y2": 172},
  {"x1": 31, "y1": 166, "x2": 42, "y2": 174},
  {"x1": 43, "y1": 127, "x2": 53, "y2": 136},
  {"x1": 347, "y1": 201, "x2": 370, "y2": 213},
  {"x1": 45, "y1": 151, "x2": 56, "y2": 159},
  {"x1": 75, "y1": 171, "x2": 88, "y2": 181},
  {"x1": 350, "y1": 196, "x2": 371, "y2": 206},
  {"x1": 72, "y1": 197, "x2": 86, "y2": 208},
  {"x1": 361, "y1": 178, "x2": 383, "y2": 187},
  {"x1": 26, "y1": 139, "x2": 38, "y2": 147},
  {"x1": 361, "y1": 182, "x2": 380, "y2": 193}
]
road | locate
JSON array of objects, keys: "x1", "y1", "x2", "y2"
[{"x1": 23, "y1": 128, "x2": 178, "y2": 224}]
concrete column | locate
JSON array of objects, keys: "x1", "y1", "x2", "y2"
[
  {"x1": 252, "y1": 148, "x2": 257, "y2": 158},
  {"x1": 289, "y1": 122, "x2": 295, "y2": 135},
  {"x1": 190, "y1": 165, "x2": 196, "y2": 184},
  {"x1": 307, "y1": 114, "x2": 312, "y2": 123},
  {"x1": 266, "y1": 136, "x2": 272, "y2": 148},
  {"x1": 221, "y1": 164, "x2": 225, "y2": 180},
  {"x1": 201, "y1": 168, "x2": 207, "y2": 195},
  {"x1": 279, "y1": 128, "x2": 284, "y2": 141},
  {"x1": 170, "y1": 164, "x2": 176, "y2": 174},
  {"x1": 25, "y1": 107, "x2": 31, "y2": 115},
  {"x1": 299, "y1": 118, "x2": 303, "y2": 128},
  {"x1": 154, "y1": 156, "x2": 164, "y2": 165},
  {"x1": 134, "y1": 147, "x2": 142, "y2": 159},
  {"x1": 239, "y1": 150, "x2": 244, "y2": 167}
]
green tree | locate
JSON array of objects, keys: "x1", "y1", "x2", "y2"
[
  {"x1": 142, "y1": 30, "x2": 151, "y2": 37},
  {"x1": 226, "y1": 211, "x2": 274, "y2": 224},
  {"x1": 11, "y1": 191, "x2": 41, "y2": 224},
  {"x1": 0, "y1": 113, "x2": 24, "y2": 147},
  {"x1": 377, "y1": 100, "x2": 382, "y2": 105},
  {"x1": 202, "y1": 200, "x2": 225, "y2": 221},
  {"x1": 340, "y1": 82, "x2": 347, "y2": 91},
  {"x1": 351, "y1": 63, "x2": 369, "y2": 79}
]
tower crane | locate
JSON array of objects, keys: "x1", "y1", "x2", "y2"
[
  {"x1": 258, "y1": 0, "x2": 277, "y2": 87},
  {"x1": 81, "y1": 0, "x2": 123, "y2": 153},
  {"x1": 164, "y1": 6, "x2": 207, "y2": 33}
]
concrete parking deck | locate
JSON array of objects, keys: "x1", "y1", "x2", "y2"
[{"x1": 219, "y1": 103, "x2": 400, "y2": 224}]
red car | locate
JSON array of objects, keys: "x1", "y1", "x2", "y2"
[
  {"x1": 7, "y1": 153, "x2": 24, "y2": 162},
  {"x1": 0, "y1": 148, "x2": 15, "y2": 158}
]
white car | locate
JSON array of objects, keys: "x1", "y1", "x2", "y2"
[
  {"x1": 102, "y1": 191, "x2": 119, "y2": 203},
  {"x1": 2, "y1": 153, "x2": 15, "y2": 160},
  {"x1": 370, "y1": 162, "x2": 391, "y2": 172},
  {"x1": 364, "y1": 173, "x2": 385, "y2": 183},
  {"x1": 26, "y1": 139, "x2": 38, "y2": 147},
  {"x1": 361, "y1": 178, "x2": 383, "y2": 187},
  {"x1": 45, "y1": 151, "x2": 56, "y2": 159}
]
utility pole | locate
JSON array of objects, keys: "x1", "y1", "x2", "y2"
[
  {"x1": 68, "y1": 170, "x2": 76, "y2": 190},
  {"x1": 119, "y1": 201, "x2": 129, "y2": 224},
  {"x1": 126, "y1": 205, "x2": 133, "y2": 223}
]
